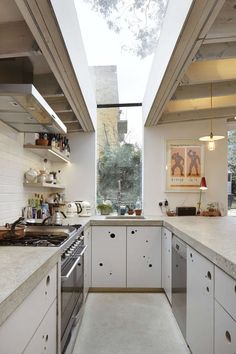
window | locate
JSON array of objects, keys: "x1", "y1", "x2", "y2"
[{"x1": 97, "y1": 105, "x2": 142, "y2": 211}]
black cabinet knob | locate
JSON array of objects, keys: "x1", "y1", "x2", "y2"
[
  {"x1": 149, "y1": 264, "x2": 152, "y2": 268},
  {"x1": 110, "y1": 233, "x2": 115, "y2": 238},
  {"x1": 131, "y1": 230, "x2": 135, "y2": 234},
  {"x1": 99, "y1": 263, "x2": 103, "y2": 266}
]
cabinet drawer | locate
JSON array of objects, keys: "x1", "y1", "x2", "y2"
[
  {"x1": 23, "y1": 300, "x2": 57, "y2": 354},
  {"x1": 215, "y1": 300, "x2": 236, "y2": 354},
  {"x1": 0, "y1": 265, "x2": 57, "y2": 354},
  {"x1": 215, "y1": 266, "x2": 236, "y2": 320}
]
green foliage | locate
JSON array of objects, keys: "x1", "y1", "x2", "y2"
[
  {"x1": 97, "y1": 203, "x2": 113, "y2": 214},
  {"x1": 82, "y1": 0, "x2": 168, "y2": 58},
  {"x1": 97, "y1": 142, "x2": 142, "y2": 207}
]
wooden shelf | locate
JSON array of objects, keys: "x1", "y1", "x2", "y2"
[
  {"x1": 23, "y1": 144, "x2": 70, "y2": 163},
  {"x1": 24, "y1": 182, "x2": 65, "y2": 189}
]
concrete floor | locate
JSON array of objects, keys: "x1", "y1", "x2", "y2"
[{"x1": 72, "y1": 293, "x2": 190, "y2": 354}]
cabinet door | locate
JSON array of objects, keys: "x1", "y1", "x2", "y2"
[
  {"x1": 0, "y1": 265, "x2": 57, "y2": 354},
  {"x1": 24, "y1": 300, "x2": 57, "y2": 354},
  {"x1": 162, "y1": 228, "x2": 172, "y2": 303},
  {"x1": 186, "y1": 247, "x2": 214, "y2": 354},
  {"x1": 215, "y1": 300, "x2": 236, "y2": 354},
  {"x1": 127, "y1": 227, "x2": 161, "y2": 288},
  {"x1": 91, "y1": 226, "x2": 126, "y2": 287},
  {"x1": 84, "y1": 226, "x2": 91, "y2": 301}
]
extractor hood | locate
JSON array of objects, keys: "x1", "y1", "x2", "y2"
[{"x1": 0, "y1": 84, "x2": 67, "y2": 133}]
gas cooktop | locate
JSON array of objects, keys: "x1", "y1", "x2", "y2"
[{"x1": 0, "y1": 224, "x2": 82, "y2": 247}]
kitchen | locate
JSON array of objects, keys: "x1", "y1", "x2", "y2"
[{"x1": 0, "y1": 0, "x2": 235, "y2": 354}]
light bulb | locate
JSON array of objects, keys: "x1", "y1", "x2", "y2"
[{"x1": 208, "y1": 140, "x2": 215, "y2": 151}]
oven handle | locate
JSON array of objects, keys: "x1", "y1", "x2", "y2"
[{"x1": 61, "y1": 245, "x2": 87, "y2": 280}]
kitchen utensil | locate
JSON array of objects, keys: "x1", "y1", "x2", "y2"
[
  {"x1": 37, "y1": 170, "x2": 47, "y2": 183},
  {"x1": 25, "y1": 168, "x2": 38, "y2": 183},
  {"x1": 65, "y1": 202, "x2": 78, "y2": 217},
  {"x1": 75, "y1": 201, "x2": 92, "y2": 217},
  {"x1": 0, "y1": 217, "x2": 25, "y2": 239}
]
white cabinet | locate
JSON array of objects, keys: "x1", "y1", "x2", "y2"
[
  {"x1": 214, "y1": 266, "x2": 236, "y2": 354},
  {"x1": 215, "y1": 300, "x2": 236, "y2": 354},
  {"x1": 161, "y1": 227, "x2": 172, "y2": 303},
  {"x1": 0, "y1": 264, "x2": 58, "y2": 354},
  {"x1": 24, "y1": 300, "x2": 57, "y2": 354},
  {"x1": 127, "y1": 226, "x2": 161, "y2": 288},
  {"x1": 186, "y1": 247, "x2": 214, "y2": 354},
  {"x1": 84, "y1": 226, "x2": 92, "y2": 300},
  {"x1": 91, "y1": 226, "x2": 126, "y2": 287},
  {"x1": 215, "y1": 266, "x2": 236, "y2": 320}
]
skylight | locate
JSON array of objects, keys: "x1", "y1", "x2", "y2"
[{"x1": 74, "y1": 0, "x2": 169, "y2": 104}]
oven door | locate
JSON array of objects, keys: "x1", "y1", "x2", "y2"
[{"x1": 61, "y1": 245, "x2": 87, "y2": 353}]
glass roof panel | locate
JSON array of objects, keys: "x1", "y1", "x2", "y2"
[{"x1": 75, "y1": 0, "x2": 169, "y2": 104}]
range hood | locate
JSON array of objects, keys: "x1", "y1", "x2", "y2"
[{"x1": 0, "y1": 84, "x2": 67, "y2": 133}]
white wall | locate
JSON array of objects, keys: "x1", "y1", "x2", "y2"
[
  {"x1": 54, "y1": 132, "x2": 96, "y2": 212},
  {"x1": 0, "y1": 123, "x2": 47, "y2": 224},
  {"x1": 143, "y1": 119, "x2": 228, "y2": 215}
]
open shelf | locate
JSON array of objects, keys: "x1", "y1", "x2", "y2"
[
  {"x1": 23, "y1": 144, "x2": 70, "y2": 163},
  {"x1": 24, "y1": 182, "x2": 65, "y2": 189}
]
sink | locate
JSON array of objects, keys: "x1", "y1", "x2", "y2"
[{"x1": 105, "y1": 215, "x2": 146, "y2": 219}]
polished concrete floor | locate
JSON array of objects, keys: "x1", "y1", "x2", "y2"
[{"x1": 72, "y1": 293, "x2": 190, "y2": 354}]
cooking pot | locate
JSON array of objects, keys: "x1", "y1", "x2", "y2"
[{"x1": 75, "y1": 201, "x2": 92, "y2": 217}]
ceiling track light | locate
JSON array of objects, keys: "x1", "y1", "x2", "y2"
[{"x1": 199, "y1": 83, "x2": 224, "y2": 151}]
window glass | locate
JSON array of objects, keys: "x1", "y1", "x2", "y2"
[{"x1": 97, "y1": 106, "x2": 142, "y2": 211}]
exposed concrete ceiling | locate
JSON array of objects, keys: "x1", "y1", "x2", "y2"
[
  {"x1": 145, "y1": 0, "x2": 236, "y2": 127},
  {"x1": 0, "y1": 0, "x2": 95, "y2": 132}
]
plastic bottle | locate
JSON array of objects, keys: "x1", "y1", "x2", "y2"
[{"x1": 135, "y1": 196, "x2": 141, "y2": 210}]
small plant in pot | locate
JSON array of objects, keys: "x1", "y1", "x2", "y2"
[{"x1": 97, "y1": 203, "x2": 113, "y2": 215}]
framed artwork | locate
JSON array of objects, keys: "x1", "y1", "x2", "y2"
[{"x1": 166, "y1": 139, "x2": 204, "y2": 192}]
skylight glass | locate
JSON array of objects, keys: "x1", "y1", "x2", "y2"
[{"x1": 74, "y1": 0, "x2": 169, "y2": 104}]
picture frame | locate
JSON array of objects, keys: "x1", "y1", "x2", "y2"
[{"x1": 166, "y1": 139, "x2": 204, "y2": 192}]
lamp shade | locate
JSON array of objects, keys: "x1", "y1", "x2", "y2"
[{"x1": 200, "y1": 177, "x2": 207, "y2": 190}]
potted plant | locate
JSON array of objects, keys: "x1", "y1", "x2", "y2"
[{"x1": 97, "y1": 203, "x2": 113, "y2": 215}]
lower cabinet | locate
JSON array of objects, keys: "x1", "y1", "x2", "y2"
[
  {"x1": 84, "y1": 226, "x2": 91, "y2": 300},
  {"x1": 215, "y1": 300, "x2": 236, "y2": 354},
  {"x1": 91, "y1": 226, "x2": 126, "y2": 287},
  {"x1": 0, "y1": 264, "x2": 58, "y2": 354},
  {"x1": 127, "y1": 226, "x2": 161, "y2": 287},
  {"x1": 214, "y1": 266, "x2": 236, "y2": 354},
  {"x1": 161, "y1": 227, "x2": 172, "y2": 303},
  {"x1": 24, "y1": 300, "x2": 57, "y2": 354},
  {"x1": 186, "y1": 247, "x2": 214, "y2": 354}
]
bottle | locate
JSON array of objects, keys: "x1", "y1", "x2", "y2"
[{"x1": 135, "y1": 196, "x2": 141, "y2": 210}]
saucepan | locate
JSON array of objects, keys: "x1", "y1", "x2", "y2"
[{"x1": 0, "y1": 217, "x2": 25, "y2": 240}]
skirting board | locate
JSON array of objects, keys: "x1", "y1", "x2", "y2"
[{"x1": 89, "y1": 288, "x2": 164, "y2": 293}]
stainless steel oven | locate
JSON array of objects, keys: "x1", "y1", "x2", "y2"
[{"x1": 61, "y1": 235, "x2": 87, "y2": 353}]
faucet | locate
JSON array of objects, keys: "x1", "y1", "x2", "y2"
[{"x1": 117, "y1": 180, "x2": 122, "y2": 215}]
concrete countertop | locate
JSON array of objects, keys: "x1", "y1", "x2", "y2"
[
  {"x1": 0, "y1": 247, "x2": 60, "y2": 326},
  {"x1": 1, "y1": 213, "x2": 236, "y2": 327}
]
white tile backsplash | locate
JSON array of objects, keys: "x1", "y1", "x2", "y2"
[{"x1": 0, "y1": 122, "x2": 49, "y2": 224}]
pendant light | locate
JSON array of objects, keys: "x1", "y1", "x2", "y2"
[{"x1": 199, "y1": 83, "x2": 224, "y2": 151}]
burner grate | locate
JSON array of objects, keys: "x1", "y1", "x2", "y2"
[{"x1": 0, "y1": 234, "x2": 67, "y2": 247}]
